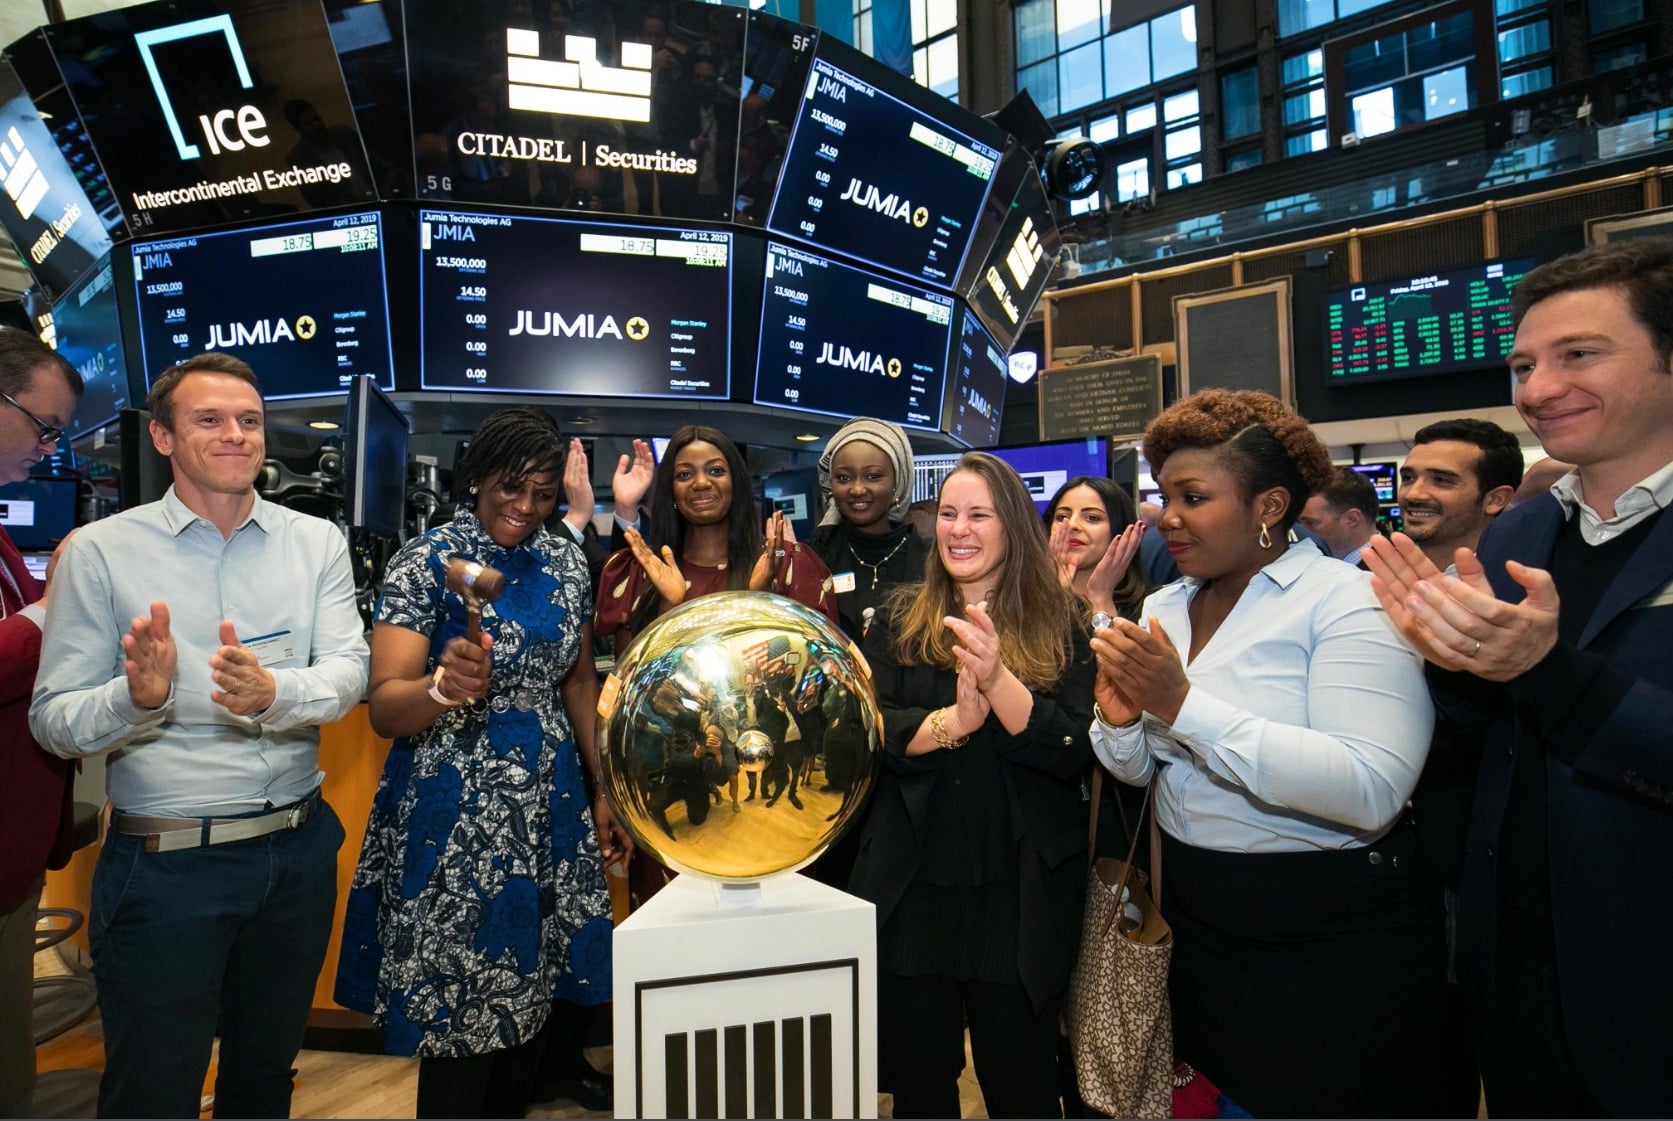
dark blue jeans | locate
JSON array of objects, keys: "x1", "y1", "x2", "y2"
[{"x1": 90, "y1": 800, "x2": 343, "y2": 1119}]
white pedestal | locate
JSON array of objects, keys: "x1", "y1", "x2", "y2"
[{"x1": 612, "y1": 873, "x2": 877, "y2": 1119}]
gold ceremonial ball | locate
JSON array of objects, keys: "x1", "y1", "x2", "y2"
[{"x1": 597, "y1": 591, "x2": 882, "y2": 881}]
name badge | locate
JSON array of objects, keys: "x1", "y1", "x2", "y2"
[
  {"x1": 832, "y1": 571, "x2": 857, "y2": 594},
  {"x1": 242, "y1": 630, "x2": 296, "y2": 667}
]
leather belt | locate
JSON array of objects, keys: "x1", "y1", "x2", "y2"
[{"x1": 114, "y1": 789, "x2": 322, "y2": 853}]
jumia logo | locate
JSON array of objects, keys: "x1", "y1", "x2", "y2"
[
  {"x1": 838, "y1": 179, "x2": 928, "y2": 228},
  {"x1": 510, "y1": 310, "x2": 622, "y2": 339},
  {"x1": 816, "y1": 343, "x2": 900, "y2": 378},
  {"x1": 203, "y1": 315, "x2": 316, "y2": 349},
  {"x1": 137, "y1": 15, "x2": 270, "y2": 161}
]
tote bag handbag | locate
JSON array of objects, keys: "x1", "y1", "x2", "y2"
[{"x1": 1065, "y1": 769, "x2": 1174, "y2": 1119}]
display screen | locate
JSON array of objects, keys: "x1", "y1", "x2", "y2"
[
  {"x1": 344, "y1": 374, "x2": 408, "y2": 539},
  {"x1": 43, "y1": 0, "x2": 375, "y2": 234},
  {"x1": 405, "y1": 0, "x2": 745, "y2": 223},
  {"x1": 944, "y1": 308, "x2": 1007, "y2": 448},
  {"x1": 1348, "y1": 460, "x2": 1398, "y2": 504},
  {"x1": 959, "y1": 152, "x2": 1060, "y2": 349},
  {"x1": 52, "y1": 259, "x2": 130, "y2": 442},
  {"x1": 989, "y1": 438, "x2": 1111, "y2": 515},
  {"x1": 130, "y1": 210, "x2": 395, "y2": 398},
  {"x1": 766, "y1": 46, "x2": 1002, "y2": 288},
  {"x1": 419, "y1": 209, "x2": 732, "y2": 398},
  {"x1": 1326, "y1": 259, "x2": 1533, "y2": 383},
  {"x1": 0, "y1": 60, "x2": 115, "y2": 300},
  {"x1": 0, "y1": 476, "x2": 78, "y2": 550},
  {"x1": 754, "y1": 241, "x2": 953, "y2": 429}
]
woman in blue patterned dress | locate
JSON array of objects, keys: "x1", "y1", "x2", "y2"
[{"x1": 335, "y1": 408, "x2": 633, "y2": 1118}]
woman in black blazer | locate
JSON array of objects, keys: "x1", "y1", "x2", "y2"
[{"x1": 849, "y1": 452, "x2": 1094, "y2": 1119}]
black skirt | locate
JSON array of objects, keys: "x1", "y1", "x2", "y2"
[{"x1": 1161, "y1": 824, "x2": 1476, "y2": 1118}]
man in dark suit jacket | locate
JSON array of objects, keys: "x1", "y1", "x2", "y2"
[
  {"x1": 0, "y1": 327, "x2": 81, "y2": 1117},
  {"x1": 1367, "y1": 238, "x2": 1673, "y2": 1116}
]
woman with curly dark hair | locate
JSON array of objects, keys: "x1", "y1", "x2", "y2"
[
  {"x1": 1088, "y1": 390, "x2": 1461, "y2": 1117},
  {"x1": 335, "y1": 407, "x2": 632, "y2": 1118}
]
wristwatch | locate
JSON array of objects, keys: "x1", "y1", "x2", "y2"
[{"x1": 1090, "y1": 611, "x2": 1113, "y2": 631}]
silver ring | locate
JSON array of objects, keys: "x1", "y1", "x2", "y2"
[{"x1": 1471, "y1": 639, "x2": 1482, "y2": 658}]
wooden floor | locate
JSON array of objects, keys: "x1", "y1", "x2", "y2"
[{"x1": 35, "y1": 944, "x2": 990, "y2": 1119}]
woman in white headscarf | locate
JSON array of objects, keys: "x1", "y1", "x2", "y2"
[{"x1": 809, "y1": 418, "x2": 931, "y2": 643}]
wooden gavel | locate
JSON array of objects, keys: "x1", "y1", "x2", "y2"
[{"x1": 445, "y1": 556, "x2": 506, "y2": 643}]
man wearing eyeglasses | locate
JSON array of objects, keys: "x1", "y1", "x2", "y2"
[{"x1": 0, "y1": 326, "x2": 81, "y2": 1119}]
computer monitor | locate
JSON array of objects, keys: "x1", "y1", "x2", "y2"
[
  {"x1": 344, "y1": 375, "x2": 408, "y2": 540},
  {"x1": 0, "y1": 475, "x2": 78, "y2": 550}
]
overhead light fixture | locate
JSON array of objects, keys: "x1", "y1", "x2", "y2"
[
  {"x1": 794, "y1": 433, "x2": 820, "y2": 442},
  {"x1": 308, "y1": 420, "x2": 340, "y2": 430}
]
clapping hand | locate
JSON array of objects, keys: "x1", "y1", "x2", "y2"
[
  {"x1": 1085, "y1": 523, "x2": 1144, "y2": 617},
  {"x1": 209, "y1": 620, "x2": 278, "y2": 716},
  {"x1": 1048, "y1": 520, "x2": 1079, "y2": 591},
  {"x1": 562, "y1": 437, "x2": 595, "y2": 534},
  {"x1": 123, "y1": 601, "x2": 176, "y2": 710},
  {"x1": 749, "y1": 509, "x2": 795, "y2": 591},
  {"x1": 944, "y1": 600, "x2": 1004, "y2": 693},
  {"x1": 623, "y1": 525, "x2": 687, "y2": 607},
  {"x1": 1090, "y1": 617, "x2": 1188, "y2": 724},
  {"x1": 612, "y1": 439, "x2": 656, "y2": 523}
]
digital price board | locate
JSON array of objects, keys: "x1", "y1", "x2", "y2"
[
  {"x1": 130, "y1": 210, "x2": 394, "y2": 397},
  {"x1": 944, "y1": 308, "x2": 1006, "y2": 448},
  {"x1": 766, "y1": 49, "x2": 1002, "y2": 289},
  {"x1": 754, "y1": 241, "x2": 953, "y2": 429},
  {"x1": 1326, "y1": 259, "x2": 1533, "y2": 383},
  {"x1": 418, "y1": 210, "x2": 732, "y2": 398}
]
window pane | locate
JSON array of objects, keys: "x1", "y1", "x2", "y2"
[
  {"x1": 1345, "y1": 35, "x2": 1409, "y2": 93},
  {"x1": 926, "y1": 34, "x2": 958, "y2": 99},
  {"x1": 857, "y1": 11, "x2": 872, "y2": 55},
  {"x1": 1339, "y1": 0, "x2": 1396, "y2": 17},
  {"x1": 1163, "y1": 89, "x2": 1199, "y2": 122},
  {"x1": 1589, "y1": 0, "x2": 1644, "y2": 34},
  {"x1": 1424, "y1": 64, "x2": 1470, "y2": 120},
  {"x1": 1164, "y1": 125, "x2": 1201, "y2": 159},
  {"x1": 1015, "y1": 0, "x2": 1056, "y2": 67},
  {"x1": 1286, "y1": 127, "x2": 1329, "y2": 155},
  {"x1": 1165, "y1": 163, "x2": 1202, "y2": 188},
  {"x1": 1151, "y1": 7, "x2": 1198, "y2": 80},
  {"x1": 926, "y1": 0, "x2": 957, "y2": 37},
  {"x1": 1069, "y1": 191, "x2": 1101, "y2": 215},
  {"x1": 1058, "y1": 0, "x2": 1103, "y2": 50},
  {"x1": 1089, "y1": 113, "x2": 1122, "y2": 143},
  {"x1": 1277, "y1": 0, "x2": 1335, "y2": 37},
  {"x1": 1282, "y1": 49, "x2": 1324, "y2": 86},
  {"x1": 1104, "y1": 25, "x2": 1150, "y2": 96},
  {"x1": 1498, "y1": 21, "x2": 1550, "y2": 64},
  {"x1": 914, "y1": 46, "x2": 928, "y2": 88},
  {"x1": 1495, "y1": 0, "x2": 1544, "y2": 13},
  {"x1": 1284, "y1": 89, "x2": 1326, "y2": 124},
  {"x1": 1060, "y1": 41, "x2": 1104, "y2": 113},
  {"x1": 1352, "y1": 86, "x2": 1398, "y2": 137},
  {"x1": 1500, "y1": 66, "x2": 1552, "y2": 99},
  {"x1": 1127, "y1": 103, "x2": 1158, "y2": 132},
  {"x1": 1408, "y1": 13, "x2": 1475, "y2": 74},
  {"x1": 1592, "y1": 40, "x2": 1647, "y2": 72},
  {"x1": 1115, "y1": 157, "x2": 1150, "y2": 202},
  {"x1": 1226, "y1": 147, "x2": 1263, "y2": 172},
  {"x1": 1018, "y1": 60, "x2": 1060, "y2": 118},
  {"x1": 1221, "y1": 67, "x2": 1261, "y2": 139}
]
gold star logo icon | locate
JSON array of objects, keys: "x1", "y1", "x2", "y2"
[
  {"x1": 886, "y1": 357, "x2": 901, "y2": 379},
  {"x1": 625, "y1": 317, "x2": 650, "y2": 341},
  {"x1": 294, "y1": 315, "x2": 316, "y2": 340},
  {"x1": 912, "y1": 207, "x2": 928, "y2": 228}
]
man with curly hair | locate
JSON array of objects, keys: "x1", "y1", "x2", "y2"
[{"x1": 1368, "y1": 238, "x2": 1673, "y2": 1116}]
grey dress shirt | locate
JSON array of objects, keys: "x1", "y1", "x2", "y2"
[{"x1": 30, "y1": 487, "x2": 369, "y2": 817}]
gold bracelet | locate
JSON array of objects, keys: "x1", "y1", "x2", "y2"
[{"x1": 929, "y1": 706, "x2": 970, "y2": 749}]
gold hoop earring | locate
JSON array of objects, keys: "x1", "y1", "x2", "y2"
[{"x1": 1258, "y1": 522, "x2": 1273, "y2": 550}]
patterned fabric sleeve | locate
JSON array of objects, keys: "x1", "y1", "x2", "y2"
[
  {"x1": 594, "y1": 549, "x2": 646, "y2": 640},
  {"x1": 547, "y1": 536, "x2": 594, "y2": 627},
  {"x1": 375, "y1": 533, "x2": 446, "y2": 637}
]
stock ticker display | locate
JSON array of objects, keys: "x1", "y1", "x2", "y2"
[
  {"x1": 766, "y1": 54, "x2": 1001, "y2": 290},
  {"x1": 1326, "y1": 260, "x2": 1532, "y2": 383},
  {"x1": 130, "y1": 209, "x2": 394, "y2": 397},
  {"x1": 754, "y1": 241, "x2": 953, "y2": 429},
  {"x1": 418, "y1": 209, "x2": 733, "y2": 398},
  {"x1": 944, "y1": 308, "x2": 1006, "y2": 448}
]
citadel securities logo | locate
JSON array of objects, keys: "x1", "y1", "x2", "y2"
[
  {"x1": 0, "y1": 126, "x2": 50, "y2": 220},
  {"x1": 985, "y1": 216, "x2": 1044, "y2": 325},
  {"x1": 135, "y1": 15, "x2": 268, "y2": 161},
  {"x1": 505, "y1": 29, "x2": 653, "y2": 124}
]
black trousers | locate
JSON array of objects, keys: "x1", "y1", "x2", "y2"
[
  {"x1": 415, "y1": 1023, "x2": 550, "y2": 1119},
  {"x1": 1471, "y1": 917, "x2": 1604, "y2": 1118},
  {"x1": 878, "y1": 971, "x2": 1062, "y2": 1120}
]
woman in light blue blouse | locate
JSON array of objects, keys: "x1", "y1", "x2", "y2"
[{"x1": 1089, "y1": 390, "x2": 1467, "y2": 1118}]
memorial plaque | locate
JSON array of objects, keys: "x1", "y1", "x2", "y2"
[{"x1": 1037, "y1": 355, "x2": 1162, "y2": 442}]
